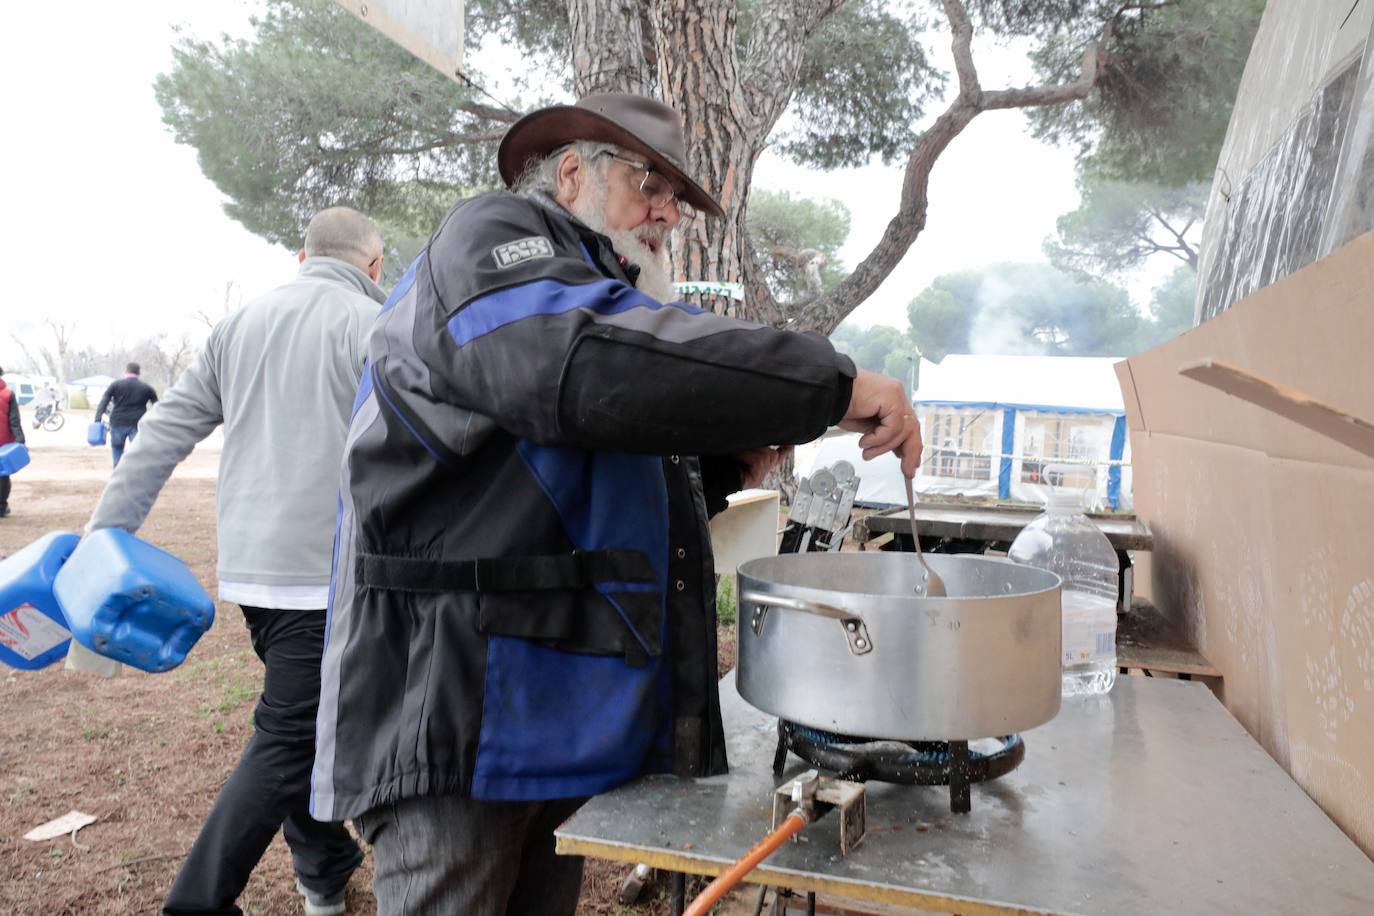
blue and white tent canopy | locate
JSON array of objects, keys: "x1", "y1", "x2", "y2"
[{"x1": 801, "y1": 354, "x2": 1133, "y2": 510}]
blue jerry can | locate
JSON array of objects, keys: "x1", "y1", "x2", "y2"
[
  {"x1": 53, "y1": 529, "x2": 215, "y2": 673},
  {"x1": 0, "y1": 532, "x2": 80, "y2": 670},
  {"x1": 0, "y1": 442, "x2": 30, "y2": 475},
  {"x1": 87, "y1": 422, "x2": 106, "y2": 446}
]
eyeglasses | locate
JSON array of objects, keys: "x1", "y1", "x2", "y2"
[{"x1": 599, "y1": 151, "x2": 694, "y2": 217}]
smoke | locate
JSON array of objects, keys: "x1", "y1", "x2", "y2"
[{"x1": 967, "y1": 273, "x2": 1048, "y2": 356}]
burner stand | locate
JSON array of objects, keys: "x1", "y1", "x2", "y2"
[{"x1": 772, "y1": 721, "x2": 1026, "y2": 814}]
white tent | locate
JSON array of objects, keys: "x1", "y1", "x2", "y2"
[
  {"x1": 2, "y1": 374, "x2": 57, "y2": 406},
  {"x1": 67, "y1": 375, "x2": 117, "y2": 407},
  {"x1": 802, "y1": 354, "x2": 1132, "y2": 510}
]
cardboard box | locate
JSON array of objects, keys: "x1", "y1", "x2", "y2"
[{"x1": 1117, "y1": 231, "x2": 1374, "y2": 857}]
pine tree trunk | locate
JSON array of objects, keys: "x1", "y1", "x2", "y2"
[
  {"x1": 651, "y1": 0, "x2": 758, "y2": 318},
  {"x1": 570, "y1": 1, "x2": 818, "y2": 325},
  {"x1": 569, "y1": 0, "x2": 652, "y2": 95}
]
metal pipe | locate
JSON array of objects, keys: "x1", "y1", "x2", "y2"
[{"x1": 670, "y1": 871, "x2": 685, "y2": 915}]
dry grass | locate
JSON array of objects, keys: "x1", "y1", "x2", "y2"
[{"x1": 0, "y1": 454, "x2": 743, "y2": 915}]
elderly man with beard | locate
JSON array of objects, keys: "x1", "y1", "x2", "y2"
[{"x1": 313, "y1": 93, "x2": 923, "y2": 916}]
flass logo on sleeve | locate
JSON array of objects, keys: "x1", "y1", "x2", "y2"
[{"x1": 492, "y1": 236, "x2": 555, "y2": 268}]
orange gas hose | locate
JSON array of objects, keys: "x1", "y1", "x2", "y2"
[{"x1": 682, "y1": 810, "x2": 809, "y2": 916}]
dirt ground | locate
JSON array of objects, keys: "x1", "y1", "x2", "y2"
[{"x1": 0, "y1": 421, "x2": 743, "y2": 915}]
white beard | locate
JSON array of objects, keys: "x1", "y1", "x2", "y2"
[
  {"x1": 603, "y1": 228, "x2": 677, "y2": 303},
  {"x1": 570, "y1": 194, "x2": 678, "y2": 303}
]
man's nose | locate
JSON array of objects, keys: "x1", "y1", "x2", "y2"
[{"x1": 652, "y1": 200, "x2": 682, "y2": 228}]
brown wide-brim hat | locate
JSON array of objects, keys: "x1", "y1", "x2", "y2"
[{"x1": 497, "y1": 92, "x2": 725, "y2": 219}]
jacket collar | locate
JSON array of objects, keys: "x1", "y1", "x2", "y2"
[{"x1": 298, "y1": 257, "x2": 388, "y2": 304}]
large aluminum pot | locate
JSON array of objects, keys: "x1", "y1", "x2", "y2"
[{"x1": 736, "y1": 553, "x2": 1062, "y2": 741}]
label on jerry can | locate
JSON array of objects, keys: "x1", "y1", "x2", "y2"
[{"x1": 0, "y1": 604, "x2": 71, "y2": 661}]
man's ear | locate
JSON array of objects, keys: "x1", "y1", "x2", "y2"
[
  {"x1": 554, "y1": 149, "x2": 583, "y2": 208},
  {"x1": 297, "y1": 249, "x2": 308, "y2": 264},
  {"x1": 368, "y1": 256, "x2": 384, "y2": 283}
]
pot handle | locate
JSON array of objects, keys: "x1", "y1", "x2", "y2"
[{"x1": 740, "y1": 591, "x2": 873, "y2": 655}]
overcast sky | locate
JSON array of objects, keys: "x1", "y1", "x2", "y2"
[{"x1": 0, "y1": 1, "x2": 1170, "y2": 373}]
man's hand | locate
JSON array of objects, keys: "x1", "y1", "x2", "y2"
[
  {"x1": 736, "y1": 445, "x2": 793, "y2": 490},
  {"x1": 838, "y1": 369, "x2": 925, "y2": 477}
]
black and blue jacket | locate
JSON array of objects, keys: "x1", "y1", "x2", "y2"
[{"x1": 311, "y1": 191, "x2": 855, "y2": 820}]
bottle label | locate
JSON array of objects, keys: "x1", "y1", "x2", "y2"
[
  {"x1": 0, "y1": 604, "x2": 71, "y2": 661},
  {"x1": 1061, "y1": 591, "x2": 1115, "y2": 665}
]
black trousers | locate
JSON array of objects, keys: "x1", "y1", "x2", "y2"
[
  {"x1": 0, "y1": 474, "x2": 10, "y2": 511},
  {"x1": 163, "y1": 606, "x2": 362, "y2": 916}
]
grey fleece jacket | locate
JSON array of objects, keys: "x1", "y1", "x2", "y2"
[{"x1": 88, "y1": 258, "x2": 385, "y2": 588}]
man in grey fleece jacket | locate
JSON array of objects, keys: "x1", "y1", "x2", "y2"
[{"x1": 80, "y1": 208, "x2": 386, "y2": 916}]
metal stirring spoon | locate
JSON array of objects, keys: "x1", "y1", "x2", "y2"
[{"x1": 904, "y1": 475, "x2": 948, "y2": 597}]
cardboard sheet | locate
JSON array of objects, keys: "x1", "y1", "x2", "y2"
[{"x1": 1118, "y1": 231, "x2": 1374, "y2": 858}]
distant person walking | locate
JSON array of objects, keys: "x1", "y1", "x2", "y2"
[
  {"x1": 80, "y1": 207, "x2": 386, "y2": 916},
  {"x1": 0, "y1": 367, "x2": 25, "y2": 518},
  {"x1": 94, "y1": 363, "x2": 159, "y2": 466}
]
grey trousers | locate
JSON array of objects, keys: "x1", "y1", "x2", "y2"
[{"x1": 355, "y1": 794, "x2": 587, "y2": 916}]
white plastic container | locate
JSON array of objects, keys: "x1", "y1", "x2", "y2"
[{"x1": 1008, "y1": 468, "x2": 1118, "y2": 696}]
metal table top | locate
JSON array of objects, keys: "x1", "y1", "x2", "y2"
[
  {"x1": 556, "y1": 677, "x2": 1374, "y2": 915},
  {"x1": 860, "y1": 504, "x2": 1154, "y2": 552}
]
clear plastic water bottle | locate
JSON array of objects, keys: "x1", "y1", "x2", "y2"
[{"x1": 1008, "y1": 467, "x2": 1118, "y2": 696}]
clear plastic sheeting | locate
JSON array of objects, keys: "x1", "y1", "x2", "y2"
[
  {"x1": 1198, "y1": 0, "x2": 1374, "y2": 322},
  {"x1": 1011, "y1": 410, "x2": 1130, "y2": 508},
  {"x1": 921, "y1": 406, "x2": 999, "y2": 491}
]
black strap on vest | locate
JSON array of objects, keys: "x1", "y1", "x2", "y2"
[{"x1": 355, "y1": 549, "x2": 656, "y2": 594}]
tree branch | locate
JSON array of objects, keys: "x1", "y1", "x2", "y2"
[
  {"x1": 318, "y1": 129, "x2": 506, "y2": 159},
  {"x1": 8, "y1": 334, "x2": 50, "y2": 377},
  {"x1": 945, "y1": 0, "x2": 980, "y2": 104},
  {"x1": 1128, "y1": 229, "x2": 1180, "y2": 260},
  {"x1": 375, "y1": 131, "x2": 509, "y2": 155},
  {"x1": 740, "y1": 0, "x2": 847, "y2": 136},
  {"x1": 1145, "y1": 207, "x2": 1199, "y2": 268},
  {"x1": 982, "y1": 35, "x2": 1103, "y2": 110},
  {"x1": 455, "y1": 100, "x2": 522, "y2": 123},
  {"x1": 742, "y1": 231, "x2": 788, "y2": 328},
  {"x1": 787, "y1": 0, "x2": 1103, "y2": 332}
]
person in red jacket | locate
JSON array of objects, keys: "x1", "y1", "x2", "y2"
[{"x1": 0, "y1": 367, "x2": 27, "y2": 518}]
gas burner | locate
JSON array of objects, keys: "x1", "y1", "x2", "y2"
[{"x1": 772, "y1": 720, "x2": 1025, "y2": 814}]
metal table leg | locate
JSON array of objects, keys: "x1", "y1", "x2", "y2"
[{"x1": 670, "y1": 871, "x2": 685, "y2": 916}]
